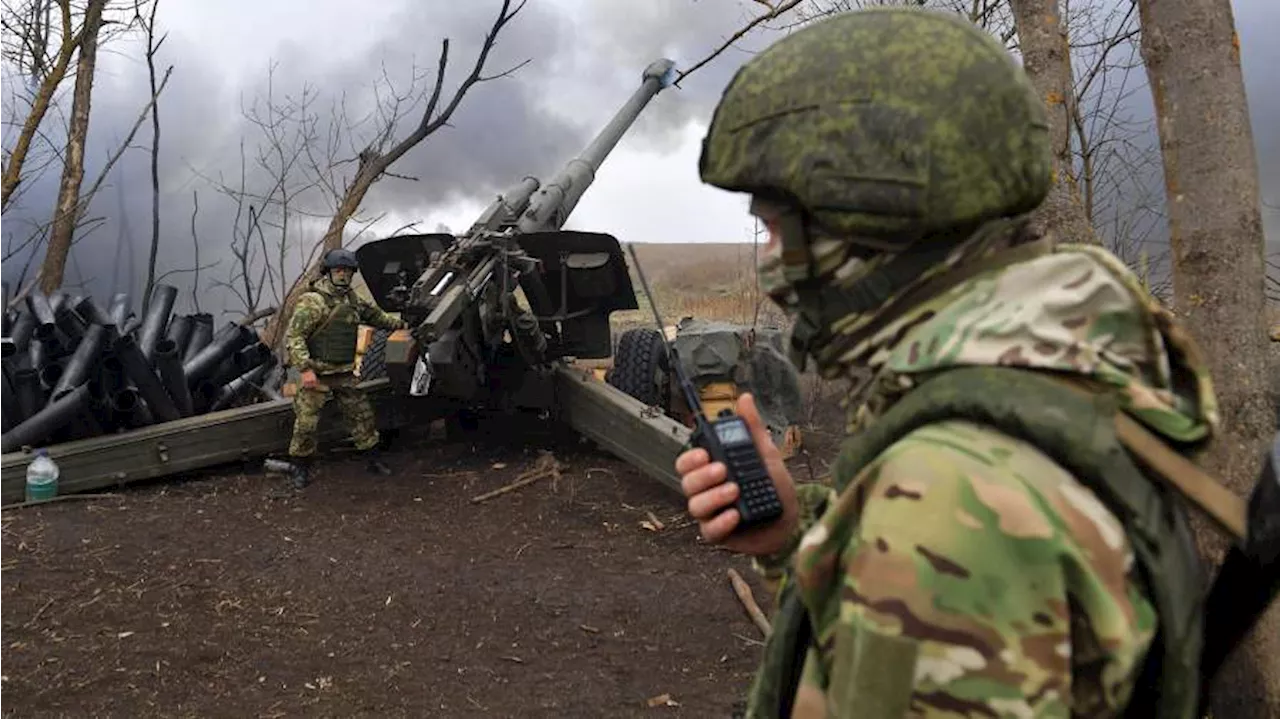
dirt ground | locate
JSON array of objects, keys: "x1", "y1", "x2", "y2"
[{"x1": 0, "y1": 409, "x2": 845, "y2": 719}]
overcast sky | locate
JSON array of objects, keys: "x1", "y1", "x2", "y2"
[{"x1": 2, "y1": 0, "x2": 1276, "y2": 316}]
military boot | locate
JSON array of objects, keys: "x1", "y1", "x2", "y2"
[
  {"x1": 289, "y1": 456, "x2": 313, "y2": 489},
  {"x1": 364, "y1": 448, "x2": 393, "y2": 477}
]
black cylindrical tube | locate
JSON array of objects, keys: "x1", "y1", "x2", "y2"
[
  {"x1": 98, "y1": 354, "x2": 126, "y2": 394},
  {"x1": 1, "y1": 382, "x2": 92, "y2": 453},
  {"x1": 182, "y1": 322, "x2": 254, "y2": 386},
  {"x1": 13, "y1": 367, "x2": 44, "y2": 421},
  {"x1": 112, "y1": 334, "x2": 180, "y2": 423},
  {"x1": 165, "y1": 314, "x2": 194, "y2": 354},
  {"x1": 38, "y1": 361, "x2": 62, "y2": 392},
  {"x1": 10, "y1": 310, "x2": 35, "y2": 353},
  {"x1": 1, "y1": 367, "x2": 16, "y2": 433},
  {"x1": 258, "y1": 365, "x2": 286, "y2": 401},
  {"x1": 26, "y1": 292, "x2": 56, "y2": 329},
  {"x1": 152, "y1": 338, "x2": 194, "y2": 417},
  {"x1": 1, "y1": 338, "x2": 15, "y2": 359},
  {"x1": 73, "y1": 296, "x2": 113, "y2": 327},
  {"x1": 110, "y1": 387, "x2": 155, "y2": 430},
  {"x1": 183, "y1": 313, "x2": 214, "y2": 361},
  {"x1": 210, "y1": 359, "x2": 276, "y2": 412},
  {"x1": 84, "y1": 379, "x2": 117, "y2": 434},
  {"x1": 194, "y1": 380, "x2": 222, "y2": 413},
  {"x1": 66, "y1": 401, "x2": 105, "y2": 441},
  {"x1": 50, "y1": 323, "x2": 108, "y2": 400},
  {"x1": 138, "y1": 284, "x2": 178, "y2": 361},
  {"x1": 108, "y1": 293, "x2": 131, "y2": 328},
  {"x1": 47, "y1": 291, "x2": 68, "y2": 316},
  {"x1": 54, "y1": 304, "x2": 87, "y2": 347},
  {"x1": 235, "y1": 342, "x2": 273, "y2": 373},
  {"x1": 209, "y1": 354, "x2": 242, "y2": 389},
  {"x1": 29, "y1": 336, "x2": 61, "y2": 369}
]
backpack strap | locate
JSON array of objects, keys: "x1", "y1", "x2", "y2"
[
  {"x1": 1113, "y1": 411, "x2": 1246, "y2": 541},
  {"x1": 1044, "y1": 374, "x2": 1247, "y2": 542}
]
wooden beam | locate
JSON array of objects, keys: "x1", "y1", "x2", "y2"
[
  {"x1": 553, "y1": 364, "x2": 689, "y2": 494},
  {"x1": 1, "y1": 379, "x2": 400, "y2": 504}
]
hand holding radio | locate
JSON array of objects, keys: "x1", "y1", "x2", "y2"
[
  {"x1": 625, "y1": 244, "x2": 794, "y2": 551},
  {"x1": 675, "y1": 392, "x2": 799, "y2": 553}
]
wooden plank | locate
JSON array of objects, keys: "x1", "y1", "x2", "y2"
[
  {"x1": 553, "y1": 364, "x2": 689, "y2": 495},
  {"x1": 1, "y1": 379, "x2": 399, "y2": 504}
]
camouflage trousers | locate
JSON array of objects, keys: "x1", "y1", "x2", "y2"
[{"x1": 288, "y1": 372, "x2": 380, "y2": 458}]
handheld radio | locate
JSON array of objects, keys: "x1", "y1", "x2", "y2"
[{"x1": 626, "y1": 245, "x2": 783, "y2": 530}]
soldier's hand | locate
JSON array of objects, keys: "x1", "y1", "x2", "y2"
[
  {"x1": 301, "y1": 369, "x2": 319, "y2": 389},
  {"x1": 675, "y1": 392, "x2": 799, "y2": 556}
]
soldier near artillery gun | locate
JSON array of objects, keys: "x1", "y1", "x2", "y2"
[{"x1": 284, "y1": 248, "x2": 407, "y2": 488}]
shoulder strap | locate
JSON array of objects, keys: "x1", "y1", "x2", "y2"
[
  {"x1": 1037, "y1": 373, "x2": 1247, "y2": 542},
  {"x1": 308, "y1": 290, "x2": 355, "y2": 335},
  {"x1": 1115, "y1": 407, "x2": 1246, "y2": 540}
]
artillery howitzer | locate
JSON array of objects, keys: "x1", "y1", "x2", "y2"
[{"x1": 352, "y1": 58, "x2": 727, "y2": 488}]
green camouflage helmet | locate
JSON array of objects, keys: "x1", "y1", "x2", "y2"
[{"x1": 698, "y1": 7, "x2": 1053, "y2": 249}]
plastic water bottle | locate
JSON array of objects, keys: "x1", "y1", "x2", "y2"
[{"x1": 25, "y1": 449, "x2": 59, "y2": 502}]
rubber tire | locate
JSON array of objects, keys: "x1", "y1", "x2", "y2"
[
  {"x1": 608, "y1": 328, "x2": 668, "y2": 407},
  {"x1": 359, "y1": 328, "x2": 390, "y2": 380}
]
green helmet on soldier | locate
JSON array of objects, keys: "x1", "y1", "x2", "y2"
[{"x1": 699, "y1": 7, "x2": 1054, "y2": 364}]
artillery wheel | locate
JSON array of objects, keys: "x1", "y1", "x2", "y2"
[
  {"x1": 358, "y1": 328, "x2": 390, "y2": 380},
  {"x1": 608, "y1": 328, "x2": 669, "y2": 407}
]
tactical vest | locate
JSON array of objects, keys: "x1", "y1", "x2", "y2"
[
  {"x1": 304, "y1": 292, "x2": 360, "y2": 366},
  {"x1": 748, "y1": 366, "x2": 1206, "y2": 719}
]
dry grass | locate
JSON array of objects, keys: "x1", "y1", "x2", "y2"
[{"x1": 613, "y1": 242, "x2": 789, "y2": 331}]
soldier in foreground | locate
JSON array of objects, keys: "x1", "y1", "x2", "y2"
[
  {"x1": 285, "y1": 248, "x2": 407, "y2": 489},
  {"x1": 677, "y1": 8, "x2": 1222, "y2": 718}
]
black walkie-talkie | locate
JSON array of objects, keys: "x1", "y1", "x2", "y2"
[{"x1": 626, "y1": 245, "x2": 783, "y2": 531}]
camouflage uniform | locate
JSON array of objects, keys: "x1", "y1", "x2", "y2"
[
  {"x1": 286, "y1": 274, "x2": 405, "y2": 460},
  {"x1": 695, "y1": 8, "x2": 1217, "y2": 718}
]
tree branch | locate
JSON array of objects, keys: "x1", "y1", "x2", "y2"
[{"x1": 673, "y1": 0, "x2": 803, "y2": 87}]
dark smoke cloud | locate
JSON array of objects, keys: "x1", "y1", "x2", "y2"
[
  {"x1": 2, "y1": 0, "x2": 774, "y2": 319},
  {"x1": 2, "y1": 0, "x2": 1275, "y2": 322}
]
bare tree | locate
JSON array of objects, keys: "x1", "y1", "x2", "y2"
[
  {"x1": 0, "y1": 0, "x2": 83, "y2": 210},
  {"x1": 1060, "y1": 0, "x2": 1168, "y2": 292},
  {"x1": 37, "y1": 0, "x2": 105, "y2": 293},
  {"x1": 191, "y1": 68, "x2": 329, "y2": 318},
  {"x1": 1135, "y1": 0, "x2": 1278, "y2": 714},
  {"x1": 133, "y1": 0, "x2": 168, "y2": 313},
  {"x1": 259, "y1": 0, "x2": 530, "y2": 350},
  {"x1": 673, "y1": 0, "x2": 804, "y2": 86},
  {"x1": 1007, "y1": 0, "x2": 1098, "y2": 244}
]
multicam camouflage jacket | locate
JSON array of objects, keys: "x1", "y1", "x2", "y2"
[
  {"x1": 746, "y1": 242, "x2": 1218, "y2": 719},
  {"x1": 286, "y1": 276, "x2": 404, "y2": 376}
]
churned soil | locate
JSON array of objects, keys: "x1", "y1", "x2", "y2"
[{"x1": 0, "y1": 415, "x2": 839, "y2": 718}]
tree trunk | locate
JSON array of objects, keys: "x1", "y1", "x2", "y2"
[
  {"x1": 1, "y1": 0, "x2": 77, "y2": 211},
  {"x1": 1136, "y1": 0, "x2": 1278, "y2": 715},
  {"x1": 142, "y1": 4, "x2": 164, "y2": 315},
  {"x1": 38, "y1": 0, "x2": 105, "y2": 294},
  {"x1": 1008, "y1": 0, "x2": 1099, "y2": 245}
]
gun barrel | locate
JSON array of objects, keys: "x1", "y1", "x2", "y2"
[
  {"x1": 467, "y1": 176, "x2": 542, "y2": 235},
  {"x1": 517, "y1": 58, "x2": 676, "y2": 233}
]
